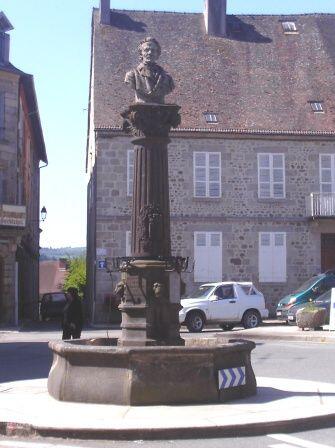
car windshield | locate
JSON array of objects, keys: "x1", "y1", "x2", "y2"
[
  {"x1": 183, "y1": 285, "x2": 215, "y2": 299},
  {"x1": 315, "y1": 290, "x2": 332, "y2": 303},
  {"x1": 293, "y1": 275, "x2": 323, "y2": 294}
]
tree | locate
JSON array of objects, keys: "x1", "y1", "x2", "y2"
[{"x1": 63, "y1": 257, "x2": 86, "y2": 298}]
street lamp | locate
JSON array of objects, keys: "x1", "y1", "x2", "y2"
[{"x1": 40, "y1": 206, "x2": 47, "y2": 222}]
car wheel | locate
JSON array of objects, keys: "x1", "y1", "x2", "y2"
[
  {"x1": 242, "y1": 310, "x2": 260, "y2": 329},
  {"x1": 220, "y1": 324, "x2": 235, "y2": 331},
  {"x1": 186, "y1": 311, "x2": 204, "y2": 333}
]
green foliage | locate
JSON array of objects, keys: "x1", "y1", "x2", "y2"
[{"x1": 63, "y1": 257, "x2": 86, "y2": 297}]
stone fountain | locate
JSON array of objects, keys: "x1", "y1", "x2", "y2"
[{"x1": 47, "y1": 37, "x2": 257, "y2": 405}]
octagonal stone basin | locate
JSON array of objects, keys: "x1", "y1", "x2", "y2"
[{"x1": 48, "y1": 338, "x2": 257, "y2": 406}]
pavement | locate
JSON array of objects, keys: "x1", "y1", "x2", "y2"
[
  {"x1": 0, "y1": 321, "x2": 335, "y2": 440},
  {"x1": 1, "y1": 377, "x2": 335, "y2": 440}
]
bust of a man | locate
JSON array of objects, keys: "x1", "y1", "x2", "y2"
[{"x1": 125, "y1": 37, "x2": 175, "y2": 104}]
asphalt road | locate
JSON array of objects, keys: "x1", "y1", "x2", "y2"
[{"x1": 0, "y1": 326, "x2": 335, "y2": 447}]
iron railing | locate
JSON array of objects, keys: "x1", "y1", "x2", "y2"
[{"x1": 306, "y1": 193, "x2": 335, "y2": 218}]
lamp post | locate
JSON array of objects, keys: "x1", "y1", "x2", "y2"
[{"x1": 40, "y1": 206, "x2": 47, "y2": 222}]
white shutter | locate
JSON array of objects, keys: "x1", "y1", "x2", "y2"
[
  {"x1": 194, "y1": 232, "x2": 222, "y2": 282},
  {"x1": 258, "y1": 153, "x2": 285, "y2": 199},
  {"x1": 126, "y1": 231, "x2": 131, "y2": 256},
  {"x1": 259, "y1": 232, "x2": 286, "y2": 282},
  {"x1": 0, "y1": 93, "x2": 4, "y2": 139},
  {"x1": 194, "y1": 152, "x2": 221, "y2": 198},
  {"x1": 208, "y1": 153, "x2": 221, "y2": 198},
  {"x1": 127, "y1": 150, "x2": 134, "y2": 196},
  {"x1": 194, "y1": 152, "x2": 207, "y2": 197},
  {"x1": 320, "y1": 154, "x2": 335, "y2": 194}
]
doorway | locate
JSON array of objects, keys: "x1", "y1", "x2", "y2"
[{"x1": 321, "y1": 234, "x2": 335, "y2": 272}]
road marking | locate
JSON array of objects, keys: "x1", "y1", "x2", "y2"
[
  {"x1": 0, "y1": 441, "x2": 86, "y2": 448},
  {"x1": 268, "y1": 433, "x2": 335, "y2": 448},
  {"x1": 268, "y1": 444, "x2": 301, "y2": 448}
]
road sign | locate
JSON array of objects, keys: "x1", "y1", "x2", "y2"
[
  {"x1": 218, "y1": 366, "x2": 246, "y2": 389},
  {"x1": 330, "y1": 288, "x2": 335, "y2": 331},
  {"x1": 97, "y1": 260, "x2": 107, "y2": 269}
]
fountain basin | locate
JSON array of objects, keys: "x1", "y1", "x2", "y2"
[{"x1": 48, "y1": 338, "x2": 257, "y2": 405}]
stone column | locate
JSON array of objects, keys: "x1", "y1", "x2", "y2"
[{"x1": 118, "y1": 103, "x2": 184, "y2": 347}]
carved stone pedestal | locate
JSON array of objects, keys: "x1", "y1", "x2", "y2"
[{"x1": 119, "y1": 261, "x2": 184, "y2": 347}]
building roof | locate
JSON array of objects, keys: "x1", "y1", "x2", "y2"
[
  {"x1": 39, "y1": 260, "x2": 68, "y2": 295},
  {"x1": 91, "y1": 9, "x2": 335, "y2": 134},
  {"x1": 0, "y1": 62, "x2": 47, "y2": 163}
]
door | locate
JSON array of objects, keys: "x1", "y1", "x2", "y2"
[
  {"x1": 208, "y1": 284, "x2": 239, "y2": 321},
  {"x1": 321, "y1": 234, "x2": 335, "y2": 272}
]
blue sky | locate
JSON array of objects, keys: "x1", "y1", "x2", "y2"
[{"x1": 2, "y1": 0, "x2": 335, "y2": 248}]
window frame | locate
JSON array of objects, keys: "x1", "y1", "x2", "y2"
[
  {"x1": 204, "y1": 112, "x2": 218, "y2": 124},
  {"x1": 257, "y1": 153, "x2": 286, "y2": 199},
  {"x1": 310, "y1": 102, "x2": 324, "y2": 113},
  {"x1": 281, "y1": 21, "x2": 298, "y2": 33},
  {"x1": 319, "y1": 154, "x2": 335, "y2": 194},
  {"x1": 193, "y1": 151, "x2": 222, "y2": 198}
]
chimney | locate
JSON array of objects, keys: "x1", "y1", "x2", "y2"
[
  {"x1": 0, "y1": 12, "x2": 13, "y2": 64},
  {"x1": 99, "y1": 0, "x2": 110, "y2": 25},
  {"x1": 204, "y1": 0, "x2": 227, "y2": 37}
]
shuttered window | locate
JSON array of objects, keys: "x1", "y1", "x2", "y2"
[
  {"x1": 258, "y1": 153, "x2": 285, "y2": 199},
  {"x1": 126, "y1": 231, "x2": 131, "y2": 257},
  {"x1": 194, "y1": 232, "x2": 222, "y2": 282},
  {"x1": 259, "y1": 232, "x2": 286, "y2": 282},
  {"x1": 0, "y1": 170, "x2": 3, "y2": 202},
  {"x1": 320, "y1": 154, "x2": 335, "y2": 194},
  {"x1": 193, "y1": 152, "x2": 221, "y2": 198},
  {"x1": 0, "y1": 93, "x2": 4, "y2": 140},
  {"x1": 127, "y1": 150, "x2": 134, "y2": 197}
]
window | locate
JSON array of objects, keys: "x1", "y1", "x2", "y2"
[
  {"x1": 194, "y1": 152, "x2": 221, "y2": 198},
  {"x1": 194, "y1": 232, "x2": 222, "y2": 283},
  {"x1": 259, "y1": 232, "x2": 286, "y2": 282},
  {"x1": 127, "y1": 150, "x2": 134, "y2": 197},
  {"x1": 126, "y1": 231, "x2": 131, "y2": 256},
  {"x1": 204, "y1": 112, "x2": 218, "y2": 123},
  {"x1": 258, "y1": 153, "x2": 285, "y2": 199},
  {"x1": 320, "y1": 154, "x2": 335, "y2": 194},
  {"x1": 282, "y1": 21, "x2": 298, "y2": 33},
  {"x1": 310, "y1": 102, "x2": 324, "y2": 113},
  {"x1": 0, "y1": 93, "x2": 4, "y2": 140}
]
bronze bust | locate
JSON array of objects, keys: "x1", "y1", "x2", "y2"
[{"x1": 125, "y1": 37, "x2": 175, "y2": 104}]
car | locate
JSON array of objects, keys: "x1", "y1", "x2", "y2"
[
  {"x1": 287, "y1": 289, "x2": 332, "y2": 325},
  {"x1": 40, "y1": 292, "x2": 67, "y2": 321},
  {"x1": 179, "y1": 281, "x2": 269, "y2": 333},
  {"x1": 276, "y1": 270, "x2": 335, "y2": 323}
]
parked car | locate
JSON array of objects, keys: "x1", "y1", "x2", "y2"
[
  {"x1": 179, "y1": 282, "x2": 269, "y2": 333},
  {"x1": 39, "y1": 292, "x2": 67, "y2": 321},
  {"x1": 276, "y1": 270, "x2": 335, "y2": 323},
  {"x1": 287, "y1": 289, "x2": 332, "y2": 325}
]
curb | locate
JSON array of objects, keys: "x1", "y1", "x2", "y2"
[
  {"x1": 1, "y1": 414, "x2": 335, "y2": 440},
  {"x1": 223, "y1": 330, "x2": 335, "y2": 343}
]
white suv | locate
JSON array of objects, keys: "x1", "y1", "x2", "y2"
[{"x1": 179, "y1": 282, "x2": 269, "y2": 333}]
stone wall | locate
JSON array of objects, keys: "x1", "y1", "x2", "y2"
[{"x1": 88, "y1": 133, "x2": 335, "y2": 322}]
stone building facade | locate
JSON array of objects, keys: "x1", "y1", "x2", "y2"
[
  {"x1": 86, "y1": 1, "x2": 335, "y2": 323},
  {"x1": 0, "y1": 12, "x2": 47, "y2": 325}
]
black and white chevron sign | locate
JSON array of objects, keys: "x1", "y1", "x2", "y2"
[{"x1": 218, "y1": 367, "x2": 246, "y2": 389}]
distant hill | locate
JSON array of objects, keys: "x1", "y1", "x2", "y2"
[{"x1": 40, "y1": 247, "x2": 86, "y2": 261}]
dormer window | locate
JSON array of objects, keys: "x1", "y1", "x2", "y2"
[
  {"x1": 282, "y1": 21, "x2": 298, "y2": 34},
  {"x1": 310, "y1": 101, "x2": 324, "y2": 113},
  {"x1": 204, "y1": 112, "x2": 218, "y2": 124}
]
